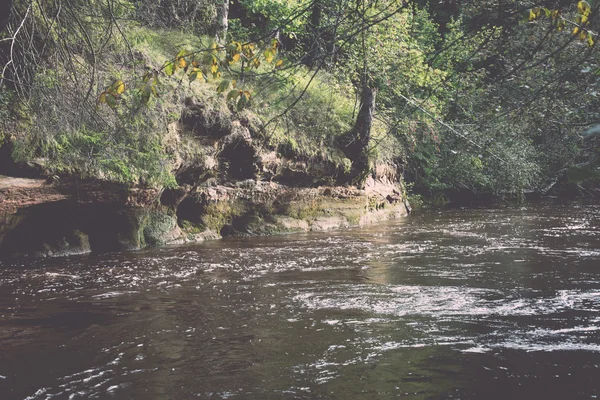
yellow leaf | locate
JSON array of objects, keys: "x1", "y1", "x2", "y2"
[
  {"x1": 582, "y1": 14, "x2": 589, "y2": 24},
  {"x1": 243, "y1": 44, "x2": 255, "y2": 58},
  {"x1": 573, "y1": 27, "x2": 580, "y2": 36},
  {"x1": 275, "y1": 59, "x2": 284, "y2": 69},
  {"x1": 588, "y1": 35, "x2": 595, "y2": 47},
  {"x1": 178, "y1": 57, "x2": 187, "y2": 68},
  {"x1": 211, "y1": 64, "x2": 219, "y2": 74},
  {"x1": 98, "y1": 92, "x2": 107, "y2": 104},
  {"x1": 578, "y1": 1, "x2": 591, "y2": 15},
  {"x1": 264, "y1": 49, "x2": 274, "y2": 63},
  {"x1": 232, "y1": 53, "x2": 241, "y2": 63},
  {"x1": 115, "y1": 80, "x2": 125, "y2": 95}
]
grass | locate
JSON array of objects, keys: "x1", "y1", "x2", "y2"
[{"x1": 6, "y1": 20, "x2": 407, "y2": 188}]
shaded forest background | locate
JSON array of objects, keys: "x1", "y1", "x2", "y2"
[{"x1": 1, "y1": 0, "x2": 599, "y2": 204}]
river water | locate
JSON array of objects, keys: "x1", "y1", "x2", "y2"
[{"x1": 1, "y1": 203, "x2": 599, "y2": 399}]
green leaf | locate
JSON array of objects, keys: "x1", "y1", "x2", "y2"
[
  {"x1": 236, "y1": 95, "x2": 247, "y2": 111},
  {"x1": 226, "y1": 43, "x2": 237, "y2": 54},
  {"x1": 105, "y1": 94, "x2": 117, "y2": 109},
  {"x1": 227, "y1": 89, "x2": 240, "y2": 101},
  {"x1": 544, "y1": 8, "x2": 551, "y2": 18},
  {"x1": 164, "y1": 62, "x2": 175, "y2": 76},
  {"x1": 176, "y1": 49, "x2": 188, "y2": 59},
  {"x1": 141, "y1": 86, "x2": 152, "y2": 104},
  {"x1": 217, "y1": 79, "x2": 230, "y2": 93}
]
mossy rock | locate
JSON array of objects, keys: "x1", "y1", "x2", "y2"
[{"x1": 142, "y1": 210, "x2": 178, "y2": 246}]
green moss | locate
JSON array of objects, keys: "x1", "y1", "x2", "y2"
[
  {"x1": 179, "y1": 220, "x2": 204, "y2": 240},
  {"x1": 346, "y1": 212, "x2": 362, "y2": 226},
  {"x1": 280, "y1": 199, "x2": 324, "y2": 221},
  {"x1": 201, "y1": 200, "x2": 246, "y2": 233},
  {"x1": 142, "y1": 210, "x2": 177, "y2": 246}
]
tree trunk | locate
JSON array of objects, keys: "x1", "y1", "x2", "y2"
[
  {"x1": 214, "y1": 0, "x2": 229, "y2": 43},
  {"x1": 340, "y1": 85, "x2": 376, "y2": 187},
  {"x1": 304, "y1": 0, "x2": 322, "y2": 68},
  {"x1": 310, "y1": 0, "x2": 322, "y2": 30}
]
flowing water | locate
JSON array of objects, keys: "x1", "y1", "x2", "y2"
[{"x1": 1, "y1": 203, "x2": 600, "y2": 399}]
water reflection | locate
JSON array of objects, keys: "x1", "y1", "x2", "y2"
[{"x1": 0, "y1": 203, "x2": 599, "y2": 399}]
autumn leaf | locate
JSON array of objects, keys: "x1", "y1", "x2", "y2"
[
  {"x1": 264, "y1": 48, "x2": 274, "y2": 63},
  {"x1": 578, "y1": 1, "x2": 592, "y2": 15},
  {"x1": 114, "y1": 80, "x2": 125, "y2": 95}
]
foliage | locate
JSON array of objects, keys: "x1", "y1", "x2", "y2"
[
  {"x1": 2, "y1": 0, "x2": 600, "y2": 200},
  {"x1": 133, "y1": 0, "x2": 219, "y2": 34}
]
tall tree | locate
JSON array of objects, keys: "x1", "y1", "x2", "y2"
[{"x1": 213, "y1": 0, "x2": 230, "y2": 43}]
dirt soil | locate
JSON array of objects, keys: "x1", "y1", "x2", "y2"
[{"x1": 0, "y1": 175, "x2": 67, "y2": 215}]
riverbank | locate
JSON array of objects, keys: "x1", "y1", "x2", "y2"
[{"x1": 0, "y1": 173, "x2": 409, "y2": 259}]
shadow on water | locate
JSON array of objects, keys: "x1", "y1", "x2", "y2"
[{"x1": 0, "y1": 203, "x2": 599, "y2": 399}]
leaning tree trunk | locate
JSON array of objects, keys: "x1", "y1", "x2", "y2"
[
  {"x1": 213, "y1": 0, "x2": 229, "y2": 43},
  {"x1": 340, "y1": 85, "x2": 376, "y2": 188}
]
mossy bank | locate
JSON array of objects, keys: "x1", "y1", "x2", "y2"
[
  {"x1": 0, "y1": 21, "x2": 411, "y2": 261},
  {"x1": 0, "y1": 91, "x2": 409, "y2": 260},
  {"x1": 0, "y1": 174, "x2": 408, "y2": 260}
]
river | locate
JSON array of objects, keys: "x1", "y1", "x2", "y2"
[{"x1": 1, "y1": 203, "x2": 599, "y2": 399}]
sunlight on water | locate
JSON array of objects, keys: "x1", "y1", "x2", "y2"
[{"x1": 1, "y1": 203, "x2": 599, "y2": 399}]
